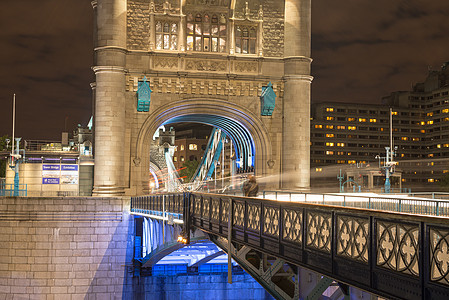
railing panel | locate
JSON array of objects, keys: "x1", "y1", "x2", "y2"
[{"x1": 130, "y1": 192, "x2": 449, "y2": 300}]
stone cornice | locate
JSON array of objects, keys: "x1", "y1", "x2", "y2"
[
  {"x1": 283, "y1": 75, "x2": 314, "y2": 82},
  {"x1": 92, "y1": 66, "x2": 127, "y2": 74}
]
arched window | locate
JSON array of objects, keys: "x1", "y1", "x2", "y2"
[
  {"x1": 187, "y1": 13, "x2": 226, "y2": 52},
  {"x1": 235, "y1": 25, "x2": 257, "y2": 54},
  {"x1": 156, "y1": 21, "x2": 178, "y2": 50}
]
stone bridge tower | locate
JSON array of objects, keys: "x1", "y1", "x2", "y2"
[{"x1": 91, "y1": 0, "x2": 311, "y2": 196}]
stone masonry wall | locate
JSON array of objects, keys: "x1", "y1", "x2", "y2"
[
  {"x1": 0, "y1": 196, "x2": 134, "y2": 299},
  {"x1": 127, "y1": 0, "x2": 150, "y2": 50}
]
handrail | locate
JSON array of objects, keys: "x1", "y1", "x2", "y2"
[{"x1": 261, "y1": 190, "x2": 449, "y2": 217}]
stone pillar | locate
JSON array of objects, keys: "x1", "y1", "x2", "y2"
[
  {"x1": 92, "y1": 0, "x2": 127, "y2": 196},
  {"x1": 282, "y1": 0, "x2": 312, "y2": 189}
]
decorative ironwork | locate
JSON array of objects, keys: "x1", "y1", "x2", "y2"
[
  {"x1": 263, "y1": 206, "x2": 279, "y2": 237},
  {"x1": 336, "y1": 215, "x2": 369, "y2": 263},
  {"x1": 247, "y1": 203, "x2": 261, "y2": 232},
  {"x1": 203, "y1": 197, "x2": 210, "y2": 219},
  {"x1": 377, "y1": 221, "x2": 419, "y2": 276},
  {"x1": 221, "y1": 200, "x2": 229, "y2": 223},
  {"x1": 194, "y1": 196, "x2": 201, "y2": 216},
  {"x1": 282, "y1": 208, "x2": 302, "y2": 244},
  {"x1": 306, "y1": 211, "x2": 331, "y2": 253},
  {"x1": 233, "y1": 201, "x2": 245, "y2": 228},
  {"x1": 211, "y1": 198, "x2": 220, "y2": 221},
  {"x1": 430, "y1": 227, "x2": 449, "y2": 285}
]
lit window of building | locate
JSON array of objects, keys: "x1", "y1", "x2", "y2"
[
  {"x1": 326, "y1": 125, "x2": 334, "y2": 129},
  {"x1": 420, "y1": 121, "x2": 425, "y2": 125},
  {"x1": 337, "y1": 125, "x2": 346, "y2": 130},
  {"x1": 326, "y1": 107, "x2": 334, "y2": 112},
  {"x1": 315, "y1": 124, "x2": 323, "y2": 129},
  {"x1": 427, "y1": 112, "x2": 433, "y2": 117},
  {"x1": 427, "y1": 120, "x2": 434, "y2": 125},
  {"x1": 348, "y1": 160, "x2": 356, "y2": 164},
  {"x1": 444, "y1": 144, "x2": 449, "y2": 148},
  {"x1": 174, "y1": 156, "x2": 177, "y2": 162},
  {"x1": 369, "y1": 118, "x2": 377, "y2": 122},
  {"x1": 428, "y1": 153, "x2": 434, "y2": 157},
  {"x1": 326, "y1": 116, "x2": 334, "y2": 121},
  {"x1": 180, "y1": 156, "x2": 185, "y2": 161},
  {"x1": 326, "y1": 134, "x2": 334, "y2": 138},
  {"x1": 326, "y1": 151, "x2": 334, "y2": 155},
  {"x1": 187, "y1": 13, "x2": 227, "y2": 52},
  {"x1": 326, "y1": 142, "x2": 334, "y2": 146},
  {"x1": 337, "y1": 143, "x2": 345, "y2": 147},
  {"x1": 337, "y1": 160, "x2": 345, "y2": 163},
  {"x1": 315, "y1": 168, "x2": 322, "y2": 172},
  {"x1": 359, "y1": 118, "x2": 366, "y2": 122},
  {"x1": 180, "y1": 145, "x2": 185, "y2": 151},
  {"x1": 235, "y1": 25, "x2": 257, "y2": 54},
  {"x1": 437, "y1": 144, "x2": 441, "y2": 148},
  {"x1": 401, "y1": 137, "x2": 408, "y2": 141},
  {"x1": 443, "y1": 109, "x2": 449, "y2": 113},
  {"x1": 348, "y1": 118, "x2": 355, "y2": 122},
  {"x1": 348, "y1": 126, "x2": 356, "y2": 130},
  {"x1": 421, "y1": 130, "x2": 426, "y2": 133},
  {"x1": 156, "y1": 21, "x2": 178, "y2": 50},
  {"x1": 412, "y1": 138, "x2": 420, "y2": 141},
  {"x1": 428, "y1": 179, "x2": 434, "y2": 183},
  {"x1": 189, "y1": 144, "x2": 198, "y2": 150},
  {"x1": 392, "y1": 111, "x2": 398, "y2": 115},
  {"x1": 444, "y1": 117, "x2": 449, "y2": 121},
  {"x1": 337, "y1": 152, "x2": 344, "y2": 155}
]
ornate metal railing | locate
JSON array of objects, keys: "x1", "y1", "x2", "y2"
[
  {"x1": 131, "y1": 192, "x2": 449, "y2": 300},
  {"x1": 262, "y1": 191, "x2": 449, "y2": 217}
]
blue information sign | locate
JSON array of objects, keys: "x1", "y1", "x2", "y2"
[
  {"x1": 43, "y1": 165, "x2": 60, "y2": 170},
  {"x1": 61, "y1": 165, "x2": 78, "y2": 171},
  {"x1": 42, "y1": 178, "x2": 60, "y2": 184}
]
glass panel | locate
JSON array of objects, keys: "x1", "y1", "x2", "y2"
[
  {"x1": 187, "y1": 13, "x2": 193, "y2": 22},
  {"x1": 156, "y1": 22, "x2": 162, "y2": 33},
  {"x1": 171, "y1": 35, "x2": 177, "y2": 50},
  {"x1": 243, "y1": 28, "x2": 249, "y2": 37},
  {"x1": 195, "y1": 24, "x2": 202, "y2": 35},
  {"x1": 203, "y1": 37, "x2": 210, "y2": 51},
  {"x1": 156, "y1": 34, "x2": 163, "y2": 49},
  {"x1": 203, "y1": 24, "x2": 210, "y2": 36},
  {"x1": 235, "y1": 38, "x2": 241, "y2": 54},
  {"x1": 219, "y1": 25, "x2": 226, "y2": 36},
  {"x1": 235, "y1": 26, "x2": 241, "y2": 37},
  {"x1": 212, "y1": 38, "x2": 218, "y2": 52},
  {"x1": 195, "y1": 14, "x2": 202, "y2": 22},
  {"x1": 187, "y1": 36, "x2": 193, "y2": 51},
  {"x1": 242, "y1": 39, "x2": 248, "y2": 54},
  {"x1": 211, "y1": 25, "x2": 218, "y2": 36},
  {"x1": 219, "y1": 38, "x2": 226, "y2": 52},
  {"x1": 187, "y1": 23, "x2": 194, "y2": 35},
  {"x1": 219, "y1": 14, "x2": 226, "y2": 24},
  {"x1": 171, "y1": 23, "x2": 178, "y2": 34},
  {"x1": 211, "y1": 15, "x2": 218, "y2": 23},
  {"x1": 249, "y1": 39, "x2": 256, "y2": 54},
  {"x1": 204, "y1": 14, "x2": 210, "y2": 23},
  {"x1": 163, "y1": 23, "x2": 169, "y2": 33},
  {"x1": 249, "y1": 27, "x2": 256, "y2": 37},
  {"x1": 195, "y1": 36, "x2": 202, "y2": 51},
  {"x1": 164, "y1": 34, "x2": 169, "y2": 49}
]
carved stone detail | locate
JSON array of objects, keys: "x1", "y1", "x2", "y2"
[
  {"x1": 154, "y1": 57, "x2": 178, "y2": 69},
  {"x1": 185, "y1": 59, "x2": 227, "y2": 72},
  {"x1": 234, "y1": 61, "x2": 258, "y2": 73}
]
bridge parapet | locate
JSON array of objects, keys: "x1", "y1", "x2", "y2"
[{"x1": 131, "y1": 192, "x2": 449, "y2": 300}]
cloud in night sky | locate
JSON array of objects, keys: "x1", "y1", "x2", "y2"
[{"x1": 0, "y1": 0, "x2": 449, "y2": 139}]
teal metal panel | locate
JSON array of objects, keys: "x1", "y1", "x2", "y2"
[
  {"x1": 137, "y1": 76, "x2": 152, "y2": 112},
  {"x1": 260, "y1": 82, "x2": 276, "y2": 116}
]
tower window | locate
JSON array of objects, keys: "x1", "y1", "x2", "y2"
[
  {"x1": 156, "y1": 21, "x2": 178, "y2": 50},
  {"x1": 187, "y1": 13, "x2": 226, "y2": 52},
  {"x1": 235, "y1": 25, "x2": 257, "y2": 54}
]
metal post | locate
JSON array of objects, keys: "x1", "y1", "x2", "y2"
[{"x1": 228, "y1": 197, "x2": 232, "y2": 284}]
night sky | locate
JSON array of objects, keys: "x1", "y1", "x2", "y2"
[{"x1": 1, "y1": 0, "x2": 448, "y2": 140}]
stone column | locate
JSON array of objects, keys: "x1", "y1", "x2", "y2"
[
  {"x1": 282, "y1": 0, "x2": 313, "y2": 189},
  {"x1": 92, "y1": 0, "x2": 127, "y2": 196}
]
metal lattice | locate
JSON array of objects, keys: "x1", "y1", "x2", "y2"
[
  {"x1": 247, "y1": 203, "x2": 261, "y2": 232},
  {"x1": 376, "y1": 221, "x2": 419, "y2": 276},
  {"x1": 282, "y1": 208, "x2": 302, "y2": 245},
  {"x1": 336, "y1": 215, "x2": 369, "y2": 263},
  {"x1": 263, "y1": 206, "x2": 280, "y2": 237},
  {"x1": 430, "y1": 227, "x2": 449, "y2": 285},
  {"x1": 306, "y1": 211, "x2": 331, "y2": 253}
]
